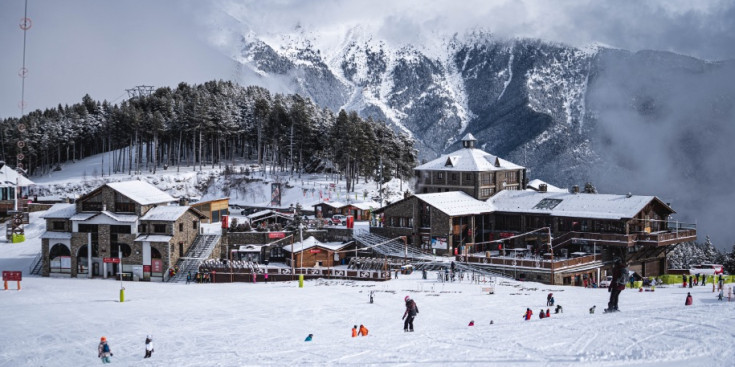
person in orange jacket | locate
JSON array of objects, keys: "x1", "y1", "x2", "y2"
[
  {"x1": 358, "y1": 324, "x2": 369, "y2": 336},
  {"x1": 352, "y1": 325, "x2": 358, "y2": 337}
]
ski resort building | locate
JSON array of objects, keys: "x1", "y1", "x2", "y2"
[
  {"x1": 372, "y1": 134, "x2": 697, "y2": 285},
  {"x1": 39, "y1": 180, "x2": 209, "y2": 281}
]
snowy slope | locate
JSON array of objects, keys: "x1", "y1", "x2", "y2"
[{"x1": 1, "y1": 211, "x2": 734, "y2": 366}]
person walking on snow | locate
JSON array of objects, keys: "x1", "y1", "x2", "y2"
[
  {"x1": 144, "y1": 335, "x2": 154, "y2": 358},
  {"x1": 402, "y1": 296, "x2": 419, "y2": 332},
  {"x1": 606, "y1": 258, "x2": 627, "y2": 312},
  {"x1": 358, "y1": 324, "x2": 369, "y2": 336},
  {"x1": 98, "y1": 336, "x2": 113, "y2": 364},
  {"x1": 685, "y1": 292, "x2": 693, "y2": 305},
  {"x1": 547, "y1": 293, "x2": 553, "y2": 306}
]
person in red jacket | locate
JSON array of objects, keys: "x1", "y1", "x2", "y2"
[
  {"x1": 685, "y1": 292, "x2": 693, "y2": 306},
  {"x1": 606, "y1": 257, "x2": 627, "y2": 313},
  {"x1": 545, "y1": 309, "x2": 550, "y2": 318},
  {"x1": 523, "y1": 308, "x2": 533, "y2": 320}
]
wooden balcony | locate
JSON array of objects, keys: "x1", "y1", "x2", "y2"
[
  {"x1": 552, "y1": 228, "x2": 696, "y2": 248},
  {"x1": 460, "y1": 253, "x2": 602, "y2": 271}
]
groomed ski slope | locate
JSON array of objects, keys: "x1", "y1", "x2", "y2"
[{"x1": 1, "y1": 213, "x2": 733, "y2": 366}]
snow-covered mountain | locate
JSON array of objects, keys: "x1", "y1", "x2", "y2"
[{"x1": 213, "y1": 24, "x2": 735, "y2": 248}]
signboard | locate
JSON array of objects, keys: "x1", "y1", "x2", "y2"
[
  {"x1": 309, "y1": 249, "x2": 321, "y2": 253},
  {"x1": 499, "y1": 232, "x2": 514, "y2": 238},
  {"x1": 270, "y1": 183, "x2": 281, "y2": 207},
  {"x1": 2, "y1": 271, "x2": 22, "y2": 281},
  {"x1": 143, "y1": 265, "x2": 151, "y2": 273},
  {"x1": 152, "y1": 259, "x2": 163, "y2": 273},
  {"x1": 103, "y1": 257, "x2": 120, "y2": 264},
  {"x1": 268, "y1": 232, "x2": 286, "y2": 239},
  {"x1": 431, "y1": 237, "x2": 447, "y2": 249}
]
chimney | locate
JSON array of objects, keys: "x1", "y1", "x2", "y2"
[
  {"x1": 572, "y1": 185, "x2": 580, "y2": 194},
  {"x1": 179, "y1": 197, "x2": 189, "y2": 206},
  {"x1": 626, "y1": 192, "x2": 632, "y2": 198},
  {"x1": 539, "y1": 183, "x2": 547, "y2": 192}
]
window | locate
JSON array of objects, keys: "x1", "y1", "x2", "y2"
[
  {"x1": 480, "y1": 188, "x2": 494, "y2": 197},
  {"x1": 481, "y1": 173, "x2": 492, "y2": 186},
  {"x1": 153, "y1": 224, "x2": 167, "y2": 233},
  {"x1": 110, "y1": 225, "x2": 131, "y2": 234},
  {"x1": 179, "y1": 223, "x2": 184, "y2": 232},
  {"x1": 451, "y1": 173, "x2": 457, "y2": 181},
  {"x1": 192, "y1": 221, "x2": 197, "y2": 229},
  {"x1": 437, "y1": 172, "x2": 444, "y2": 180},
  {"x1": 52, "y1": 221, "x2": 65, "y2": 230},
  {"x1": 465, "y1": 173, "x2": 472, "y2": 181},
  {"x1": 115, "y1": 202, "x2": 135, "y2": 213},
  {"x1": 78, "y1": 224, "x2": 98, "y2": 233},
  {"x1": 408, "y1": 218, "x2": 414, "y2": 227},
  {"x1": 138, "y1": 224, "x2": 147, "y2": 233}
]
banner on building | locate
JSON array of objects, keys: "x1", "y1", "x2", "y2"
[
  {"x1": 271, "y1": 183, "x2": 281, "y2": 207},
  {"x1": 431, "y1": 237, "x2": 447, "y2": 249}
]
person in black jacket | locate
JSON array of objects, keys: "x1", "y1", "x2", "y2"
[{"x1": 402, "y1": 296, "x2": 419, "y2": 332}]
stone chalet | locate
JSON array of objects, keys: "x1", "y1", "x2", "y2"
[
  {"x1": 40, "y1": 180, "x2": 206, "y2": 281},
  {"x1": 372, "y1": 134, "x2": 696, "y2": 285}
]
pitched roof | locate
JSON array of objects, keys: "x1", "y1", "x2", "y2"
[
  {"x1": 105, "y1": 181, "x2": 175, "y2": 205},
  {"x1": 526, "y1": 179, "x2": 568, "y2": 193},
  {"x1": 0, "y1": 165, "x2": 34, "y2": 187},
  {"x1": 140, "y1": 206, "x2": 190, "y2": 221},
  {"x1": 415, "y1": 191, "x2": 494, "y2": 216},
  {"x1": 282, "y1": 236, "x2": 351, "y2": 252},
  {"x1": 41, "y1": 203, "x2": 77, "y2": 219},
  {"x1": 70, "y1": 211, "x2": 138, "y2": 223},
  {"x1": 489, "y1": 190, "x2": 672, "y2": 220},
  {"x1": 414, "y1": 146, "x2": 524, "y2": 172}
]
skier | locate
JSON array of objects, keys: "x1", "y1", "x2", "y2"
[
  {"x1": 305, "y1": 334, "x2": 313, "y2": 342},
  {"x1": 688, "y1": 275, "x2": 693, "y2": 288},
  {"x1": 369, "y1": 291, "x2": 374, "y2": 304},
  {"x1": 468, "y1": 320, "x2": 474, "y2": 326},
  {"x1": 682, "y1": 276, "x2": 687, "y2": 288},
  {"x1": 358, "y1": 324, "x2": 369, "y2": 336},
  {"x1": 555, "y1": 305, "x2": 563, "y2": 314},
  {"x1": 144, "y1": 335, "x2": 154, "y2": 358},
  {"x1": 186, "y1": 272, "x2": 191, "y2": 284},
  {"x1": 547, "y1": 293, "x2": 553, "y2": 306},
  {"x1": 402, "y1": 296, "x2": 419, "y2": 332},
  {"x1": 718, "y1": 288, "x2": 724, "y2": 301},
  {"x1": 549, "y1": 296, "x2": 555, "y2": 306},
  {"x1": 98, "y1": 336, "x2": 113, "y2": 364},
  {"x1": 605, "y1": 257, "x2": 627, "y2": 313},
  {"x1": 523, "y1": 308, "x2": 533, "y2": 320},
  {"x1": 539, "y1": 309, "x2": 545, "y2": 319},
  {"x1": 685, "y1": 292, "x2": 693, "y2": 306},
  {"x1": 589, "y1": 305, "x2": 596, "y2": 314},
  {"x1": 352, "y1": 325, "x2": 358, "y2": 337}
]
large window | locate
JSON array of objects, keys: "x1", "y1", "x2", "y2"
[
  {"x1": 115, "y1": 193, "x2": 135, "y2": 213},
  {"x1": 52, "y1": 221, "x2": 65, "y2": 230},
  {"x1": 481, "y1": 173, "x2": 492, "y2": 186},
  {"x1": 78, "y1": 224, "x2": 98, "y2": 233},
  {"x1": 480, "y1": 188, "x2": 494, "y2": 198},
  {"x1": 153, "y1": 224, "x2": 167, "y2": 234}
]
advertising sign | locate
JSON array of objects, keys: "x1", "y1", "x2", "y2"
[
  {"x1": 270, "y1": 183, "x2": 281, "y2": 207},
  {"x1": 309, "y1": 249, "x2": 321, "y2": 253},
  {"x1": 431, "y1": 237, "x2": 447, "y2": 249},
  {"x1": 2, "y1": 271, "x2": 22, "y2": 281},
  {"x1": 268, "y1": 232, "x2": 286, "y2": 239},
  {"x1": 103, "y1": 257, "x2": 120, "y2": 264},
  {"x1": 152, "y1": 259, "x2": 163, "y2": 273},
  {"x1": 143, "y1": 265, "x2": 151, "y2": 273}
]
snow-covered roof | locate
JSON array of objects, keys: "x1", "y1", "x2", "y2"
[
  {"x1": 40, "y1": 231, "x2": 72, "y2": 240},
  {"x1": 348, "y1": 201, "x2": 380, "y2": 210},
  {"x1": 526, "y1": 179, "x2": 568, "y2": 193},
  {"x1": 140, "y1": 206, "x2": 189, "y2": 221},
  {"x1": 105, "y1": 181, "x2": 175, "y2": 205},
  {"x1": 415, "y1": 191, "x2": 494, "y2": 216},
  {"x1": 414, "y1": 145, "x2": 524, "y2": 172},
  {"x1": 282, "y1": 236, "x2": 351, "y2": 252},
  {"x1": 70, "y1": 211, "x2": 138, "y2": 223},
  {"x1": 318, "y1": 201, "x2": 346, "y2": 209},
  {"x1": 134, "y1": 234, "x2": 173, "y2": 243},
  {"x1": 489, "y1": 190, "x2": 669, "y2": 220},
  {"x1": 238, "y1": 245, "x2": 263, "y2": 252},
  {"x1": 0, "y1": 165, "x2": 34, "y2": 187},
  {"x1": 248, "y1": 210, "x2": 275, "y2": 219},
  {"x1": 41, "y1": 203, "x2": 77, "y2": 219}
]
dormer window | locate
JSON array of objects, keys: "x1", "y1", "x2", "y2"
[{"x1": 445, "y1": 157, "x2": 453, "y2": 167}]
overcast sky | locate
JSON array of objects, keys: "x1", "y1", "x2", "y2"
[{"x1": 1, "y1": 0, "x2": 734, "y2": 118}]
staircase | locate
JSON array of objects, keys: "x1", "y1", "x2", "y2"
[
  {"x1": 29, "y1": 252, "x2": 43, "y2": 275},
  {"x1": 168, "y1": 234, "x2": 221, "y2": 283}
]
